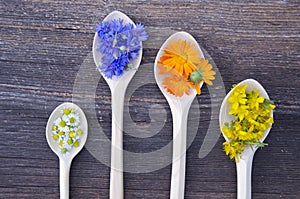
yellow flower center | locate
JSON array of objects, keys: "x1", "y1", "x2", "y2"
[
  {"x1": 59, "y1": 120, "x2": 66, "y2": 127},
  {"x1": 70, "y1": 117, "x2": 75, "y2": 123}
]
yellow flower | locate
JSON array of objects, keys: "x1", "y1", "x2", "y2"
[
  {"x1": 223, "y1": 141, "x2": 245, "y2": 161},
  {"x1": 228, "y1": 84, "x2": 247, "y2": 110},
  {"x1": 223, "y1": 142, "x2": 232, "y2": 156},
  {"x1": 269, "y1": 104, "x2": 276, "y2": 109},
  {"x1": 222, "y1": 84, "x2": 275, "y2": 162},
  {"x1": 222, "y1": 126, "x2": 235, "y2": 140},
  {"x1": 248, "y1": 90, "x2": 265, "y2": 110},
  {"x1": 266, "y1": 117, "x2": 274, "y2": 124},
  {"x1": 229, "y1": 105, "x2": 249, "y2": 121},
  {"x1": 238, "y1": 130, "x2": 250, "y2": 140}
]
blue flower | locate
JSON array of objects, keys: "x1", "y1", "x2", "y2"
[
  {"x1": 100, "y1": 53, "x2": 130, "y2": 78},
  {"x1": 96, "y1": 21, "x2": 114, "y2": 41},
  {"x1": 126, "y1": 33, "x2": 141, "y2": 59},
  {"x1": 98, "y1": 40, "x2": 114, "y2": 54},
  {"x1": 133, "y1": 23, "x2": 148, "y2": 41},
  {"x1": 95, "y1": 18, "x2": 147, "y2": 78},
  {"x1": 111, "y1": 19, "x2": 125, "y2": 33}
]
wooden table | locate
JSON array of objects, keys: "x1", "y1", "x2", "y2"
[{"x1": 1, "y1": 0, "x2": 299, "y2": 198}]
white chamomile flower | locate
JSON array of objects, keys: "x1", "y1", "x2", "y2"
[
  {"x1": 52, "y1": 106, "x2": 83, "y2": 154},
  {"x1": 62, "y1": 114, "x2": 69, "y2": 123},
  {"x1": 75, "y1": 135, "x2": 81, "y2": 140},
  {"x1": 69, "y1": 127, "x2": 74, "y2": 133},
  {"x1": 67, "y1": 113, "x2": 80, "y2": 127},
  {"x1": 55, "y1": 117, "x2": 69, "y2": 133},
  {"x1": 54, "y1": 117, "x2": 62, "y2": 127},
  {"x1": 58, "y1": 126, "x2": 70, "y2": 134},
  {"x1": 61, "y1": 107, "x2": 72, "y2": 115},
  {"x1": 52, "y1": 133, "x2": 59, "y2": 141}
]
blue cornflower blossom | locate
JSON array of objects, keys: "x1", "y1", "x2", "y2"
[
  {"x1": 100, "y1": 53, "x2": 130, "y2": 78},
  {"x1": 126, "y1": 32, "x2": 141, "y2": 59},
  {"x1": 96, "y1": 21, "x2": 114, "y2": 41},
  {"x1": 133, "y1": 23, "x2": 148, "y2": 41},
  {"x1": 95, "y1": 18, "x2": 148, "y2": 78}
]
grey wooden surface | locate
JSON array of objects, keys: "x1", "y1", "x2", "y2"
[{"x1": 0, "y1": 0, "x2": 299, "y2": 198}]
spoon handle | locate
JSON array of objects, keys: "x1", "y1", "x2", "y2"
[
  {"x1": 110, "y1": 89, "x2": 125, "y2": 199},
  {"x1": 236, "y1": 153, "x2": 254, "y2": 199},
  {"x1": 170, "y1": 107, "x2": 190, "y2": 199},
  {"x1": 59, "y1": 159, "x2": 71, "y2": 199}
]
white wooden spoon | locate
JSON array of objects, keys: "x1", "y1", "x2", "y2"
[
  {"x1": 92, "y1": 11, "x2": 143, "y2": 199},
  {"x1": 46, "y1": 102, "x2": 88, "y2": 199},
  {"x1": 219, "y1": 79, "x2": 273, "y2": 199},
  {"x1": 154, "y1": 31, "x2": 204, "y2": 199}
]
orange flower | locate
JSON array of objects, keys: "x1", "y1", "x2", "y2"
[
  {"x1": 162, "y1": 70, "x2": 191, "y2": 97},
  {"x1": 157, "y1": 39, "x2": 216, "y2": 97},
  {"x1": 157, "y1": 62, "x2": 172, "y2": 75},
  {"x1": 196, "y1": 59, "x2": 216, "y2": 86},
  {"x1": 189, "y1": 81, "x2": 202, "y2": 95},
  {"x1": 158, "y1": 39, "x2": 199, "y2": 79}
]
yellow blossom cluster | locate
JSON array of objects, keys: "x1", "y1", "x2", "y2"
[{"x1": 223, "y1": 84, "x2": 276, "y2": 161}]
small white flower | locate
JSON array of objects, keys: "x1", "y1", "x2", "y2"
[
  {"x1": 54, "y1": 118, "x2": 61, "y2": 127},
  {"x1": 54, "y1": 116, "x2": 69, "y2": 133},
  {"x1": 52, "y1": 108, "x2": 82, "y2": 154},
  {"x1": 61, "y1": 107, "x2": 73, "y2": 115},
  {"x1": 75, "y1": 135, "x2": 81, "y2": 140},
  {"x1": 58, "y1": 126, "x2": 69, "y2": 134},
  {"x1": 63, "y1": 138, "x2": 72, "y2": 150},
  {"x1": 67, "y1": 113, "x2": 80, "y2": 127},
  {"x1": 62, "y1": 115, "x2": 69, "y2": 123}
]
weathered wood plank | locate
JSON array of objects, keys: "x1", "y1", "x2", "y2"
[{"x1": 0, "y1": 0, "x2": 299, "y2": 198}]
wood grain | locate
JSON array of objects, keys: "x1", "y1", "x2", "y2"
[{"x1": 0, "y1": 0, "x2": 299, "y2": 198}]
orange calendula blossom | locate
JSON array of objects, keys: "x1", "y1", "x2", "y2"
[
  {"x1": 158, "y1": 39, "x2": 215, "y2": 97},
  {"x1": 196, "y1": 59, "x2": 216, "y2": 86},
  {"x1": 159, "y1": 39, "x2": 199, "y2": 79},
  {"x1": 163, "y1": 73, "x2": 191, "y2": 97}
]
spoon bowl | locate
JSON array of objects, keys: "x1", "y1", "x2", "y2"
[
  {"x1": 154, "y1": 31, "x2": 204, "y2": 199},
  {"x1": 92, "y1": 10, "x2": 144, "y2": 199},
  {"x1": 46, "y1": 102, "x2": 88, "y2": 199},
  {"x1": 219, "y1": 79, "x2": 273, "y2": 153},
  {"x1": 219, "y1": 79, "x2": 273, "y2": 199},
  {"x1": 92, "y1": 10, "x2": 143, "y2": 90},
  {"x1": 154, "y1": 31, "x2": 204, "y2": 107}
]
